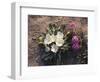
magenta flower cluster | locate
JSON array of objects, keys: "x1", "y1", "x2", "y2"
[
  {"x1": 71, "y1": 35, "x2": 80, "y2": 50},
  {"x1": 68, "y1": 21, "x2": 80, "y2": 50},
  {"x1": 68, "y1": 21, "x2": 77, "y2": 29}
]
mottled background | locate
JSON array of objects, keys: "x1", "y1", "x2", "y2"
[{"x1": 28, "y1": 15, "x2": 88, "y2": 66}]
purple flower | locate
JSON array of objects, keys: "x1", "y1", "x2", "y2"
[
  {"x1": 72, "y1": 43, "x2": 80, "y2": 50},
  {"x1": 72, "y1": 35, "x2": 80, "y2": 50},
  {"x1": 72, "y1": 36, "x2": 79, "y2": 44}
]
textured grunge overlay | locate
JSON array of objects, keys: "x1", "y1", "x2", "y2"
[{"x1": 28, "y1": 15, "x2": 88, "y2": 66}]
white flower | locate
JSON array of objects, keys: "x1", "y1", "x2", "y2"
[
  {"x1": 50, "y1": 34, "x2": 56, "y2": 42},
  {"x1": 51, "y1": 44, "x2": 58, "y2": 53},
  {"x1": 55, "y1": 31, "x2": 64, "y2": 46},
  {"x1": 44, "y1": 31, "x2": 64, "y2": 47},
  {"x1": 56, "y1": 38, "x2": 64, "y2": 47},
  {"x1": 44, "y1": 34, "x2": 52, "y2": 44},
  {"x1": 56, "y1": 31, "x2": 64, "y2": 39},
  {"x1": 44, "y1": 33, "x2": 56, "y2": 45}
]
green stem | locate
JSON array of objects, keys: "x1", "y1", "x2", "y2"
[{"x1": 56, "y1": 50, "x2": 61, "y2": 65}]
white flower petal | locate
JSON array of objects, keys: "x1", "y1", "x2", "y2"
[
  {"x1": 51, "y1": 44, "x2": 58, "y2": 53},
  {"x1": 44, "y1": 34, "x2": 52, "y2": 44},
  {"x1": 56, "y1": 38, "x2": 64, "y2": 47},
  {"x1": 50, "y1": 34, "x2": 56, "y2": 42},
  {"x1": 56, "y1": 31, "x2": 64, "y2": 39},
  {"x1": 55, "y1": 31, "x2": 64, "y2": 46}
]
